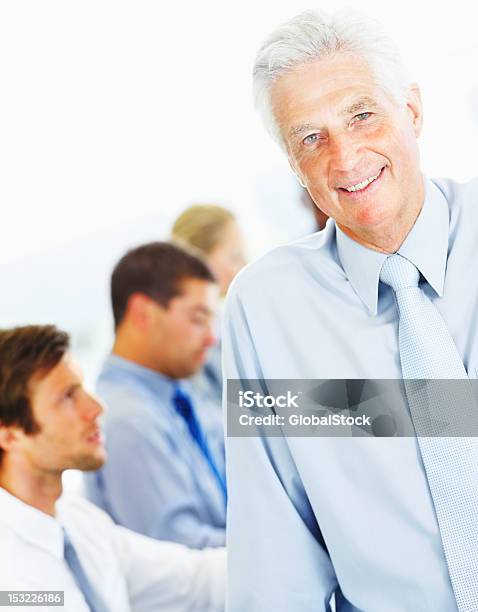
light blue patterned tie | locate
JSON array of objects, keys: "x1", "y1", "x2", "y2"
[
  {"x1": 380, "y1": 253, "x2": 478, "y2": 612},
  {"x1": 63, "y1": 528, "x2": 110, "y2": 612}
]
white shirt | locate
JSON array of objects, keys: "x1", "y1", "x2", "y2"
[{"x1": 0, "y1": 486, "x2": 226, "y2": 611}]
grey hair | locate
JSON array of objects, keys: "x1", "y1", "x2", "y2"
[{"x1": 253, "y1": 10, "x2": 412, "y2": 148}]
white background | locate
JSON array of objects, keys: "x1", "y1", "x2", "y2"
[{"x1": 1, "y1": 0, "x2": 478, "y2": 384}]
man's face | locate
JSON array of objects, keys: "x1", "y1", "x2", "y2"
[
  {"x1": 272, "y1": 54, "x2": 424, "y2": 244},
  {"x1": 149, "y1": 278, "x2": 219, "y2": 378},
  {"x1": 14, "y1": 354, "x2": 106, "y2": 473}
]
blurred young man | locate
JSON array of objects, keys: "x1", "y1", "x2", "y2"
[
  {"x1": 85, "y1": 242, "x2": 227, "y2": 548},
  {"x1": 0, "y1": 325, "x2": 225, "y2": 612},
  {"x1": 172, "y1": 204, "x2": 247, "y2": 405}
]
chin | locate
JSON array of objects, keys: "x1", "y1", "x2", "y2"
[
  {"x1": 176, "y1": 359, "x2": 205, "y2": 378},
  {"x1": 76, "y1": 452, "x2": 107, "y2": 472},
  {"x1": 180, "y1": 366, "x2": 201, "y2": 379},
  {"x1": 353, "y1": 201, "x2": 396, "y2": 228}
]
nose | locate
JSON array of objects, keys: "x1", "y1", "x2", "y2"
[
  {"x1": 82, "y1": 391, "x2": 104, "y2": 421},
  {"x1": 204, "y1": 322, "x2": 217, "y2": 349},
  {"x1": 328, "y1": 132, "x2": 361, "y2": 173}
]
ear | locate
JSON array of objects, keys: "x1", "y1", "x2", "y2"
[
  {"x1": 0, "y1": 425, "x2": 22, "y2": 455},
  {"x1": 406, "y1": 84, "x2": 423, "y2": 138},
  {"x1": 288, "y1": 156, "x2": 307, "y2": 188},
  {"x1": 126, "y1": 293, "x2": 160, "y2": 330}
]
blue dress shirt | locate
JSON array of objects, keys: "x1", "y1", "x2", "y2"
[
  {"x1": 84, "y1": 355, "x2": 226, "y2": 549},
  {"x1": 189, "y1": 343, "x2": 223, "y2": 406},
  {"x1": 223, "y1": 177, "x2": 478, "y2": 611}
]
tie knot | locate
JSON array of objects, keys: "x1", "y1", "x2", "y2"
[
  {"x1": 380, "y1": 254, "x2": 420, "y2": 292},
  {"x1": 173, "y1": 386, "x2": 192, "y2": 418}
]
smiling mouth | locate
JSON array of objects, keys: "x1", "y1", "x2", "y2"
[{"x1": 338, "y1": 167, "x2": 385, "y2": 194}]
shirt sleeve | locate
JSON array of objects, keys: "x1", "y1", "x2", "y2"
[
  {"x1": 113, "y1": 525, "x2": 226, "y2": 612},
  {"x1": 98, "y1": 412, "x2": 226, "y2": 548},
  {"x1": 223, "y1": 285, "x2": 339, "y2": 611}
]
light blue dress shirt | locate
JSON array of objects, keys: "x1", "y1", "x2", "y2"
[
  {"x1": 190, "y1": 343, "x2": 223, "y2": 406},
  {"x1": 223, "y1": 177, "x2": 478, "y2": 611},
  {"x1": 84, "y1": 355, "x2": 227, "y2": 549}
]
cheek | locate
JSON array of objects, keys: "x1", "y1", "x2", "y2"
[
  {"x1": 298, "y1": 153, "x2": 320, "y2": 178},
  {"x1": 208, "y1": 254, "x2": 226, "y2": 276},
  {"x1": 386, "y1": 125, "x2": 420, "y2": 171},
  {"x1": 209, "y1": 262, "x2": 231, "y2": 291},
  {"x1": 299, "y1": 156, "x2": 333, "y2": 197},
  {"x1": 23, "y1": 429, "x2": 66, "y2": 460},
  {"x1": 164, "y1": 330, "x2": 185, "y2": 354},
  {"x1": 173, "y1": 323, "x2": 200, "y2": 347},
  {"x1": 306, "y1": 187, "x2": 337, "y2": 218},
  {"x1": 210, "y1": 263, "x2": 225, "y2": 281},
  {"x1": 224, "y1": 261, "x2": 239, "y2": 279}
]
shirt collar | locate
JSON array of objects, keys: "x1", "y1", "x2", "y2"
[
  {"x1": 336, "y1": 177, "x2": 449, "y2": 315},
  {"x1": 103, "y1": 354, "x2": 178, "y2": 401},
  {"x1": 0, "y1": 486, "x2": 64, "y2": 560}
]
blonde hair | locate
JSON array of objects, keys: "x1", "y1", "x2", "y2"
[{"x1": 172, "y1": 205, "x2": 235, "y2": 256}]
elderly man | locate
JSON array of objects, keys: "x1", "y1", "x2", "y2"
[
  {"x1": 0, "y1": 325, "x2": 226, "y2": 611},
  {"x1": 224, "y1": 10, "x2": 478, "y2": 612}
]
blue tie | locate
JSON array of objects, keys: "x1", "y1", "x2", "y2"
[
  {"x1": 380, "y1": 254, "x2": 478, "y2": 612},
  {"x1": 63, "y1": 528, "x2": 110, "y2": 612},
  {"x1": 173, "y1": 386, "x2": 227, "y2": 501}
]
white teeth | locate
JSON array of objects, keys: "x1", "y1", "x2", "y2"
[{"x1": 344, "y1": 170, "x2": 381, "y2": 192}]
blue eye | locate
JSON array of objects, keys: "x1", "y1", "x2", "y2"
[
  {"x1": 354, "y1": 112, "x2": 371, "y2": 122},
  {"x1": 303, "y1": 133, "x2": 319, "y2": 146}
]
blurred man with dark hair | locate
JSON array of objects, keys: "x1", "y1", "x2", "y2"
[
  {"x1": 0, "y1": 325, "x2": 226, "y2": 611},
  {"x1": 172, "y1": 204, "x2": 247, "y2": 405},
  {"x1": 85, "y1": 242, "x2": 227, "y2": 549}
]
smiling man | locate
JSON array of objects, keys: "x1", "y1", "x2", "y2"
[
  {"x1": 85, "y1": 242, "x2": 227, "y2": 549},
  {"x1": 224, "y1": 10, "x2": 478, "y2": 612},
  {"x1": 0, "y1": 325, "x2": 226, "y2": 611},
  {"x1": 277, "y1": 55, "x2": 424, "y2": 252}
]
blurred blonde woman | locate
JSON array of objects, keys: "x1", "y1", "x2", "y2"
[
  {"x1": 172, "y1": 205, "x2": 246, "y2": 404},
  {"x1": 172, "y1": 205, "x2": 246, "y2": 297}
]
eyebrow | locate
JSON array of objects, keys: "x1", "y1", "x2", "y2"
[
  {"x1": 288, "y1": 123, "x2": 318, "y2": 138},
  {"x1": 190, "y1": 305, "x2": 212, "y2": 316},
  {"x1": 340, "y1": 96, "x2": 379, "y2": 117}
]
